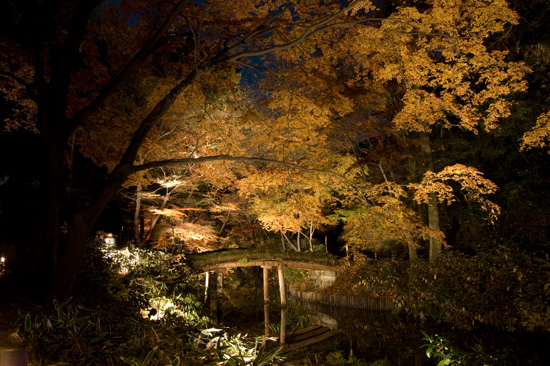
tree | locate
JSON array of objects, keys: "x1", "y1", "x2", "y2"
[
  {"x1": 0, "y1": 0, "x2": 528, "y2": 298},
  {"x1": 0, "y1": 0, "x2": 378, "y2": 298},
  {"x1": 337, "y1": 0, "x2": 527, "y2": 260},
  {"x1": 239, "y1": 168, "x2": 334, "y2": 252},
  {"x1": 237, "y1": 1, "x2": 524, "y2": 261}
]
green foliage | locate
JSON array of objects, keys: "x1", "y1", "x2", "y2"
[
  {"x1": 289, "y1": 351, "x2": 389, "y2": 366},
  {"x1": 324, "y1": 351, "x2": 371, "y2": 366},
  {"x1": 282, "y1": 267, "x2": 308, "y2": 288},
  {"x1": 182, "y1": 328, "x2": 280, "y2": 366},
  {"x1": 423, "y1": 332, "x2": 508, "y2": 366},
  {"x1": 330, "y1": 250, "x2": 550, "y2": 331},
  {"x1": 423, "y1": 333, "x2": 468, "y2": 365},
  {"x1": 10, "y1": 243, "x2": 283, "y2": 365},
  {"x1": 76, "y1": 241, "x2": 208, "y2": 327}
]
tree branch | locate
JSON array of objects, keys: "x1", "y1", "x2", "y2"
[
  {"x1": 116, "y1": 62, "x2": 209, "y2": 170},
  {"x1": 223, "y1": 0, "x2": 362, "y2": 62},
  {"x1": 130, "y1": 154, "x2": 366, "y2": 192},
  {"x1": 51, "y1": 0, "x2": 106, "y2": 111},
  {"x1": 69, "y1": 0, "x2": 189, "y2": 132}
]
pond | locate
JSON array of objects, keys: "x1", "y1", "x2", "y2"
[
  {"x1": 281, "y1": 299, "x2": 428, "y2": 365},
  {"x1": 283, "y1": 298, "x2": 550, "y2": 365},
  {"x1": 215, "y1": 268, "x2": 550, "y2": 365}
]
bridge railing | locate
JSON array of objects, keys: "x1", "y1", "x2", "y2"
[{"x1": 187, "y1": 248, "x2": 339, "y2": 271}]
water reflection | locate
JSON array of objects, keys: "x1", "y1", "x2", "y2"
[
  {"x1": 214, "y1": 267, "x2": 550, "y2": 365},
  {"x1": 286, "y1": 298, "x2": 428, "y2": 365},
  {"x1": 209, "y1": 267, "x2": 428, "y2": 364}
]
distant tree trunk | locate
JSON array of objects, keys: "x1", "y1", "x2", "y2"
[
  {"x1": 310, "y1": 222, "x2": 315, "y2": 252},
  {"x1": 134, "y1": 181, "x2": 143, "y2": 247},
  {"x1": 143, "y1": 187, "x2": 175, "y2": 245},
  {"x1": 407, "y1": 240, "x2": 418, "y2": 261},
  {"x1": 218, "y1": 210, "x2": 231, "y2": 236},
  {"x1": 380, "y1": 162, "x2": 418, "y2": 261},
  {"x1": 419, "y1": 132, "x2": 441, "y2": 261},
  {"x1": 280, "y1": 230, "x2": 298, "y2": 251},
  {"x1": 300, "y1": 222, "x2": 315, "y2": 252}
]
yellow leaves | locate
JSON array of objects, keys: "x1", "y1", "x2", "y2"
[
  {"x1": 412, "y1": 164, "x2": 500, "y2": 223},
  {"x1": 251, "y1": 191, "x2": 326, "y2": 233},
  {"x1": 348, "y1": 0, "x2": 374, "y2": 16},
  {"x1": 150, "y1": 208, "x2": 186, "y2": 217},
  {"x1": 521, "y1": 110, "x2": 550, "y2": 153},
  {"x1": 354, "y1": 0, "x2": 529, "y2": 135},
  {"x1": 412, "y1": 179, "x2": 455, "y2": 205},
  {"x1": 339, "y1": 196, "x2": 436, "y2": 253},
  {"x1": 392, "y1": 90, "x2": 447, "y2": 132}
]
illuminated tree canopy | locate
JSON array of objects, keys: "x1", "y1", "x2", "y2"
[{"x1": 0, "y1": 0, "x2": 541, "y2": 298}]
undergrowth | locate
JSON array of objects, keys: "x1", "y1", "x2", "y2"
[
  {"x1": 330, "y1": 249, "x2": 550, "y2": 331},
  {"x1": 9, "y1": 241, "x2": 281, "y2": 365}
]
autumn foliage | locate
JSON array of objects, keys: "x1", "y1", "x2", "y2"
[{"x1": 0, "y1": 0, "x2": 542, "y2": 297}]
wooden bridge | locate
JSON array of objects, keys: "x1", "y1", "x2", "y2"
[
  {"x1": 187, "y1": 248, "x2": 338, "y2": 273},
  {"x1": 188, "y1": 249, "x2": 339, "y2": 348}
]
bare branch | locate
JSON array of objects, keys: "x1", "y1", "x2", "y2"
[
  {"x1": 70, "y1": 0, "x2": 189, "y2": 132},
  {"x1": 223, "y1": 0, "x2": 362, "y2": 62}
]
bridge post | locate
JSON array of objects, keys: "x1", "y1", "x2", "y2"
[
  {"x1": 278, "y1": 264, "x2": 287, "y2": 344},
  {"x1": 262, "y1": 266, "x2": 271, "y2": 346},
  {"x1": 203, "y1": 271, "x2": 210, "y2": 305},
  {"x1": 216, "y1": 271, "x2": 223, "y2": 323}
]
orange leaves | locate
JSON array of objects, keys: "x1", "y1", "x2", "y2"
[
  {"x1": 361, "y1": 0, "x2": 530, "y2": 135},
  {"x1": 412, "y1": 164, "x2": 500, "y2": 223},
  {"x1": 521, "y1": 110, "x2": 550, "y2": 153},
  {"x1": 241, "y1": 167, "x2": 334, "y2": 234},
  {"x1": 348, "y1": 0, "x2": 375, "y2": 16},
  {"x1": 337, "y1": 197, "x2": 442, "y2": 254},
  {"x1": 150, "y1": 208, "x2": 186, "y2": 217},
  {"x1": 412, "y1": 178, "x2": 455, "y2": 204}
]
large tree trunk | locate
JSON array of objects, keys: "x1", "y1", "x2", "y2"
[
  {"x1": 419, "y1": 132, "x2": 441, "y2": 261},
  {"x1": 25, "y1": 138, "x2": 67, "y2": 296},
  {"x1": 49, "y1": 165, "x2": 132, "y2": 298},
  {"x1": 49, "y1": 211, "x2": 94, "y2": 299}
]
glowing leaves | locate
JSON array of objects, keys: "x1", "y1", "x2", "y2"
[
  {"x1": 521, "y1": 110, "x2": 550, "y2": 153},
  {"x1": 237, "y1": 164, "x2": 335, "y2": 237},
  {"x1": 348, "y1": 0, "x2": 374, "y2": 16},
  {"x1": 336, "y1": 197, "x2": 442, "y2": 256},
  {"x1": 150, "y1": 208, "x2": 186, "y2": 218},
  {"x1": 367, "y1": 0, "x2": 529, "y2": 135},
  {"x1": 250, "y1": 190, "x2": 330, "y2": 233},
  {"x1": 412, "y1": 164, "x2": 500, "y2": 223}
]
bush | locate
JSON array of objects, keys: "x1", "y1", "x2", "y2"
[
  {"x1": 10, "y1": 242, "x2": 283, "y2": 365},
  {"x1": 330, "y1": 250, "x2": 550, "y2": 331}
]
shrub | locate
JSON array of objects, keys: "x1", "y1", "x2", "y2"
[{"x1": 329, "y1": 250, "x2": 550, "y2": 331}]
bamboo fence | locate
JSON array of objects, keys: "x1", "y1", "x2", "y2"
[{"x1": 287, "y1": 285, "x2": 396, "y2": 311}]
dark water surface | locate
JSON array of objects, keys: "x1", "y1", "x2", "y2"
[
  {"x1": 284, "y1": 298, "x2": 550, "y2": 365},
  {"x1": 217, "y1": 269, "x2": 550, "y2": 365}
]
